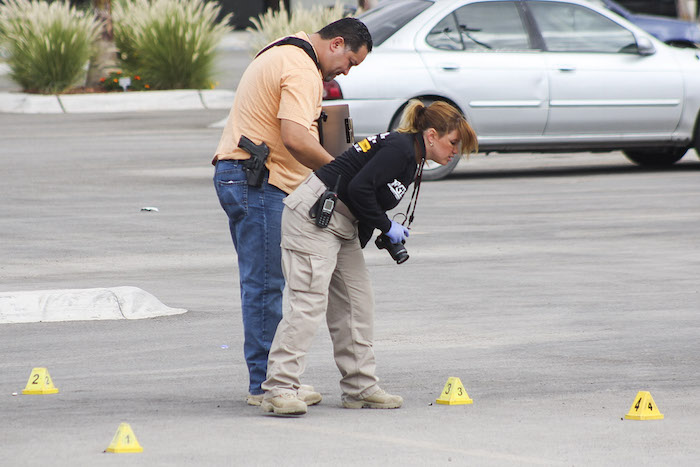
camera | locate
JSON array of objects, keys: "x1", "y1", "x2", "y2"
[{"x1": 375, "y1": 234, "x2": 409, "y2": 264}]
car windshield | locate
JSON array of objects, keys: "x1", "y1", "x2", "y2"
[{"x1": 359, "y1": 0, "x2": 433, "y2": 46}]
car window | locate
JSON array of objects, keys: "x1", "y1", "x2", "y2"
[
  {"x1": 427, "y1": 2, "x2": 531, "y2": 51},
  {"x1": 359, "y1": 0, "x2": 433, "y2": 46},
  {"x1": 528, "y1": 1, "x2": 637, "y2": 53},
  {"x1": 426, "y1": 13, "x2": 463, "y2": 50}
]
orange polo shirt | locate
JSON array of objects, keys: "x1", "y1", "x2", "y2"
[{"x1": 213, "y1": 32, "x2": 323, "y2": 195}]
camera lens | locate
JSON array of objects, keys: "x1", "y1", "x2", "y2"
[
  {"x1": 391, "y1": 243, "x2": 409, "y2": 264},
  {"x1": 375, "y1": 234, "x2": 409, "y2": 264}
]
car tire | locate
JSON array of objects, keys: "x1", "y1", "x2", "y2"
[
  {"x1": 389, "y1": 98, "x2": 463, "y2": 181},
  {"x1": 666, "y1": 40, "x2": 699, "y2": 49},
  {"x1": 623, "y1": 147, "x2": 687, "y2": 167},
  {"x1": 419, "y1": 156, "x2": 462, "y2": 181}
]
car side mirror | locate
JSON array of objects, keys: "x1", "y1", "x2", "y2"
[{"x1": 636, "y1": 35, "x2": 656, "y2": 56}]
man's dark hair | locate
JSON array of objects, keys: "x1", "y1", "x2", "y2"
[{"x1": 317, "y1": 17, "x2": 373, "y2": 53}]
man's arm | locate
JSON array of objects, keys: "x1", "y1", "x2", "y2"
[{"x1": 280, "y1": 119, "x2": 334, "y2": 170}]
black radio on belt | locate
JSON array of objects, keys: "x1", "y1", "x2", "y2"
[{"x1": 310, "y1": 175, "x2": 341, "y2": 228}]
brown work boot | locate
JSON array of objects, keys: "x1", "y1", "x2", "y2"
[
  {"x1": 249, "y1": 385, "x2": 319, "y2": 406},
  {"x1": 342, "y1": 388, "x2": 403, "y2": 409},
  {"x1": 298, "y1": 384, "x2": 322, "y2": 406},
  {"x1": 261, "y1": 392, "x2": 307, "y2": 415}
]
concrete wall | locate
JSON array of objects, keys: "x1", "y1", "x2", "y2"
[
  {"x1": 292, "y1": 0, "x2": 349, "y2": 8},
  {"x1": 616, "y1": 0, "x2": 677, "y2": 17},
  {"x1": 223, "y1": 1, "x2": 351, "y2": 29},
  {"x1": 218, "y1": 0, "x2": 266, "y2": 29}
]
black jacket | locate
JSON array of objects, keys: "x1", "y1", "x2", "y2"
[{"x1": 316, "y1": 131, "x2": 423, "y2": 247}]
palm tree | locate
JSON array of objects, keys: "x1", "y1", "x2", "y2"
[
  {"x1": 85, "y1": 0, "x2": 117, "y2": 87},
  {"x1": 676, "y1": 0, "x2": 697, "y2": 20},
  {"x1": 358, "y1": 0, "x2": 377, "y2": 10}
]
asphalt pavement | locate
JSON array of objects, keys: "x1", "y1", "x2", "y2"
[{"x1": 1, "y1": 108, "x2": 699, "y2": 465}]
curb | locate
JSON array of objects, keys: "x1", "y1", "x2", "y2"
[
  {"x1": 0, "y1": 89, "x2": 235, "y2": 114},
  {"x1": 0, "y1": 286, "x2": 187, "y2": 324}
]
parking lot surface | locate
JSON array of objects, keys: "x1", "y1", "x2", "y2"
[{"x1": 1, "y1": 111, "x2": 699, "y2": 466}]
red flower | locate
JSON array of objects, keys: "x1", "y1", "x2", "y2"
[
  {"x1": 100, "y1": 77, "x2": 106, "y2": 83},
  {"x1": 134, "y1": 75, "x2": 141, "y2": 80},
  {"x1": 113, "y1": 78, "x2": 118, "y2": 83},
  {"x1": 144, "y1": 84, "x2": 150, "y2": 89}
]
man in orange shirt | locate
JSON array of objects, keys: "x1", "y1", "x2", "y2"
[{"x1": 213, "y1": 18, "x2": 372, "y2": 407}]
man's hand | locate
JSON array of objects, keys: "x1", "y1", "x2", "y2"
[{"x1": 280, "y1": 119, "x2": 334, "y2": 170}]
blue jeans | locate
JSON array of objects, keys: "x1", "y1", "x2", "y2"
[{"x1": 214, "y1": 160, "x2": 286, "y2": 395}]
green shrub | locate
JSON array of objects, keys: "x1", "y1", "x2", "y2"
[
  {"x1": 247, "y1": 1, "x2": 348, "y2": 56},
  {"x1": 0, "y1": 0, "x2": 101, "y2": 94},
  {"x1": 100, "y1": 70, "x2": 152, "y2": 92},
  {"x1": 112, "y1": 0, "x2": 231, "y2": 90}
]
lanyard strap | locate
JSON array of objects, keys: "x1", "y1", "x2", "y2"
[
  {"x1": 402, "y1": 155, "x2": 425, "y2": 229},
  {"x1": 255, "y1": 36, "x2": 321, "y2": 71}
]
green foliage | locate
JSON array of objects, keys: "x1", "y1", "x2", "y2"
[
  {"x1": 112, "y1": 0, "x2": 232, "y2": 90},
  {"x1": 0, "y1": 0, "x2": 101, "y2": 93},
  {"x1": 100, "y1": 70, "x2": 152, "y2": 91},
  {"x1": 247, "y1": 1, "x2": 348, "y2": 56}
]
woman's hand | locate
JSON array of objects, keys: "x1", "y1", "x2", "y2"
[{"x1": 386, "y1": 220, "x2": 409, "y2": 244}]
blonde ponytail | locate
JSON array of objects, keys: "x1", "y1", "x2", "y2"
[
  {"x1": 396, "y1": 99, "x2": 478, "y2": 155},
  {"x1": 396, "y1": 99, "x2": 427, "y2": 133}
]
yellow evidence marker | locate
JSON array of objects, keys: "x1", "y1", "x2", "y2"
[
  {"x1": 625, "y1": 391, "x2": 664, "y2": 420},
  {"x1": 105, "y1": 423, "x2": 144, "y2": 453},
  {"x1": 22, "y1": 367, "x2": 59, "y2": 395},
  {"x1": 436, "y1": 376, "x2": 473, "y2": 405}
]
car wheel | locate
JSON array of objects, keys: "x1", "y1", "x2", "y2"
[
  {"x1": 389, "y1": 98, "x2": 462, "y2": 181},
  {"x1": 665, "y1": 40, "x2": 699, "y2": 49},
  {"x1": 623, "y1": 147, "x2": 687, "y2": 167},
  {"x1": 419, "y1": 156, "x2": 462, "y2": 181}
]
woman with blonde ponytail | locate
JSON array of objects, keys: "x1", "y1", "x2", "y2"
[
  {"x1": 261, "y1": 100, "x2": 477, "y2": 416},
  {"x1": 397, "y1": 99, "x2": 478, "y2": 163}
]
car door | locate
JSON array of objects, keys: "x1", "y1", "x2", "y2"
[
  {"x1": 526, "y1": 1, "x2": 683, "y2": 138},
  {"x1": 415, "y1": 1, "x2": 549, "y2": 141}
]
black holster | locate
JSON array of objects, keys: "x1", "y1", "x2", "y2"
[{"x1": 238, "y1": 135, "x2": 269, "y2": 187}]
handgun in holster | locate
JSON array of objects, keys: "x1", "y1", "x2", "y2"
[{"x1": 238, "y1": 135, "x2": 269, "y2": 187}]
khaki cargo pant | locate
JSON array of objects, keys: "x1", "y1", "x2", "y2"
[{"x1": 262, "y1": 174, "x2": 380, "y2": 399}]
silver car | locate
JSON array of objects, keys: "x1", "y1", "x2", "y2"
[{"x1": 324, "y1": 0, "x2": 700, "y2": 179}]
